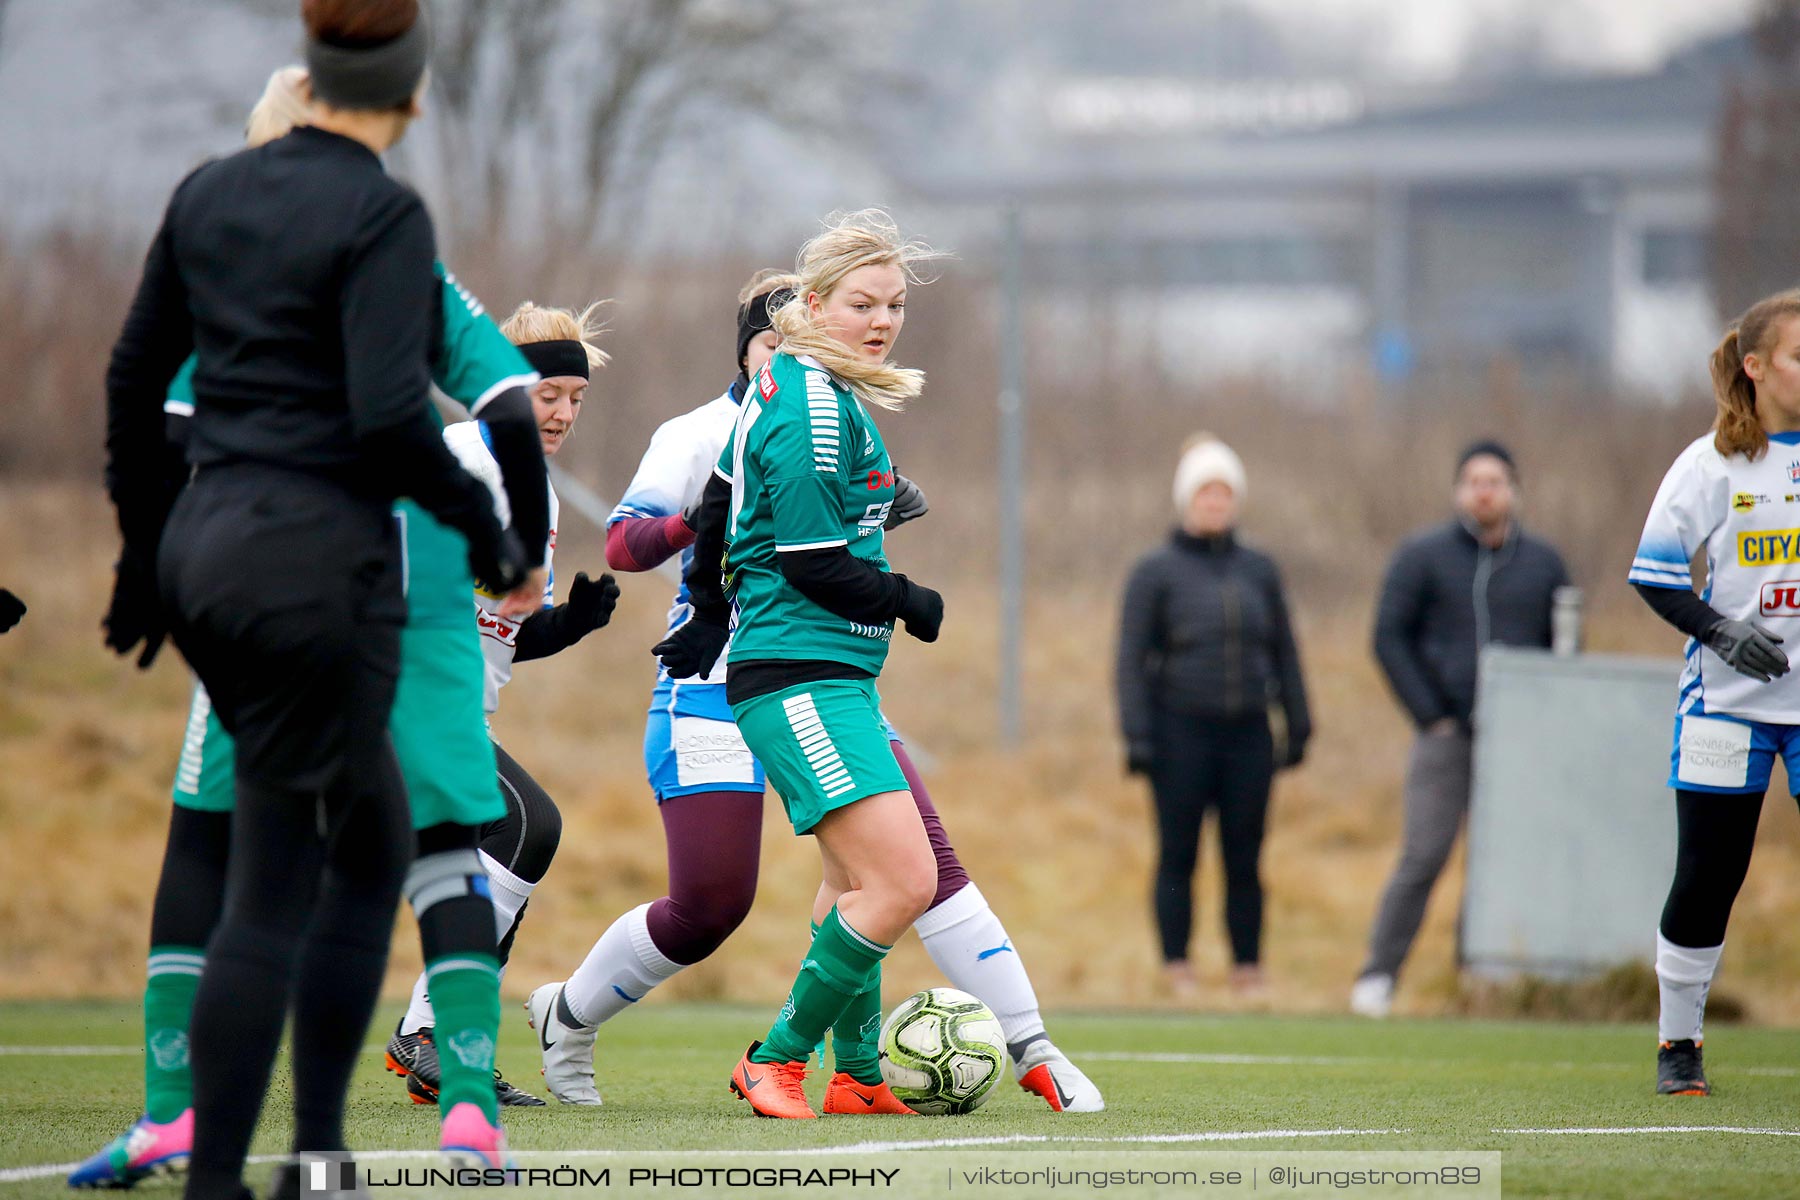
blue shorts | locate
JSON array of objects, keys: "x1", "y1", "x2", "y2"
[
  {"x1": 642, "y1": 677, "x2": 903, "y2": 802},
  {"x1": 1669, "y1": 701, "x2": 1800, "y2": 795}
]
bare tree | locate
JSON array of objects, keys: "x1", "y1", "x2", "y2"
[
  {"x1": 1712, "y1": 0, "x2": 1800, "y2": 320},
  {"x1": 410, "y1": 0, "x2": 872, "y2": 247}
]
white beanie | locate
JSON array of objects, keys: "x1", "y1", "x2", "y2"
[{"x1": 1172, "y1": 438, "x2": 1247, "y2": 513}]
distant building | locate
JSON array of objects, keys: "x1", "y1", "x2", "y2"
[{"x1": 907, "y1": 34, "x2": 1738, "y2": 398}]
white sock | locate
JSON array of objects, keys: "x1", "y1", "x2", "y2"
[
  {"x1": 1656, "y1": 931, "x2": 1723, "y2": 1044},
  {"x1": 915, "y1": 882, "x2": 1046, "y2": 1048},
  {"x1": 563, "y1": 902, "x2": 683, "y2": 1028},
  {"x1": 481, "y1": 850, "x2": 535, "y2": 943},
  {"x1": 399, "y1": 852, "x2": 539, "y2": 1035},
  {"x1": 400, "y1": 970, "x2": 434, "y2": 1036}
]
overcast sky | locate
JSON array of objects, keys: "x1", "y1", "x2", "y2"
[{"x1": 1248, "y1": 0, "x2": 1756, "y2": 75}]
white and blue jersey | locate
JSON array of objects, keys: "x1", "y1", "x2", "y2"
[
  {"x1": 613, "y1": 381, "x2": 899, "y2": 801},
  {"x1": 1631, "y1": 430, "x2": 1800, "y2": 793}
]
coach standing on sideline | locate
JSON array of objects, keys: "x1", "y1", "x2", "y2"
[{"x1": 1350, "y1": 440, "x2": 1568, "y2": 1018}]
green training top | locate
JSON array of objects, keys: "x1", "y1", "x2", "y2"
[
  {"x1": 163, "y1": 261, "x2": 538, "y2": 628},
  {"x1": 717, "y1": 352, "x2": 900, "y2": 674}
]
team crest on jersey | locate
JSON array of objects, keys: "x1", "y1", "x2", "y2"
[
  {"x1": 1788, "y1": 461, "x2": 1800, "y2": 484},
  {"x1": 757, "y1": 362, "x2": 777, "y2": 400}
]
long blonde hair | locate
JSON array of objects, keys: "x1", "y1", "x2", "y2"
[
  {"x1": 1712, "y1": 289, "x2": 1800, "y2": 461},
  {"x1": 500, "y1": 300, "x2": 611, "y2": 370},
  {"x1": 246, "y1": 66, "x2": 310, "y2": 148},
  {"x1": 770, "y1": 209, "x2": 939, "y2": 411}
]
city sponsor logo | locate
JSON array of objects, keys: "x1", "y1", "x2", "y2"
[
  {"x1": 1736, "y1": 528, "x2": 1800, "y2": 566},
  {"x1": 1762, "y1": 580, "x2": 1800, "y2": 617},
  {"x1": 757, "y1": 362, "x2": 777, "y2": 400},
  {"x1": 1733, "y1": 492, "x2": 1771, "y2": 513}
]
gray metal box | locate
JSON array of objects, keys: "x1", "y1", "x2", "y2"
[{"x1": 1461, "y1": 646, "x2": 1680, "y2": 979}]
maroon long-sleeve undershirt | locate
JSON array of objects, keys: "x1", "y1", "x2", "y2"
[{"x1": 605, "y1": 512, "x2": 695, "y2": 572}]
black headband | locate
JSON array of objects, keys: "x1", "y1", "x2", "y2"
[
  {"x1": 305, "y1": 8, "x2": 431, "y2": 111},
  {"x1": 736, "y1": 286, "x2": 794, "y2": 372},
  {"x1": 518, "y1": 340, "x2": 590, "y2": 381}
]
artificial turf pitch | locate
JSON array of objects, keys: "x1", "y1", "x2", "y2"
[{"x1": 1, "y1": 1002, "x2": 1796, "y2": 1199}]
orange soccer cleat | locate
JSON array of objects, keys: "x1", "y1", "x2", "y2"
[
  {"x1": 822, "y1": 1073, "x2": 919, "y2": 1115},
  {"x1": 729, "y1": 1041, "x2": 817, "y2": 1119}
]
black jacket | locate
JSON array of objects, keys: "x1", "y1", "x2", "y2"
[
  {"x1": 1372, "y1": 518, "x2": 1569, "y2": 730},
  {"x1": 1116, "y1": 531, "x2": 1310, "y2": 754}
]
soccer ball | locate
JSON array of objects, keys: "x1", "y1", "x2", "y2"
[{"x1": 877, "y1": 987, "x2": 1008, "y2": 1114}]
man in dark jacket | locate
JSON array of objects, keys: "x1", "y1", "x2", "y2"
[{"x1": 1350, "y1": 440, "x2": 1569, "y2": 1017}]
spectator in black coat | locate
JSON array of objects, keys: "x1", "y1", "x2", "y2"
[
  {"x1": 1349, "y1": 440, "x2": 1569, "y2": 1018},
  {"x1": 1117, "y1": 434, "x2": 1310, "y2": 998}
]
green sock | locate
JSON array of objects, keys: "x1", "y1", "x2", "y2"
[
  {"x1": 832, "y1": 961, "x2": 885, "y2": 1085},
  {"x1": 143, "y1": 946, "x2": 204, "y2": 1123},
  {"x1": 754, "y1": 907, "x2": 888, "y2": 1067},
  {"x1": 424, "y1": 953, "x2": 501, "y2": 1122}
]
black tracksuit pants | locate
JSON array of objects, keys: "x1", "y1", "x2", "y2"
[
  {"x1": 158, "y1": 466, "x2": 412, "y2": 1191},
  {"x1": 1148, "y1": 710, "x2": 1275, "y2": 967}
]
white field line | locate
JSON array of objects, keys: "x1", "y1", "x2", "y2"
[
  {"x1": 1497, "y1": 1126, "x2": 1800, "y2": 1137},
  {"x1": 1086, "y1": 1051, "x2": 1800, "y2": 1077},
  {"x1": 0, "y1": 1130, "x2": 1404, "y2": 1184},
  {"x1": 0, "y1": 1046, "x2": 142, "y2": 1056}
]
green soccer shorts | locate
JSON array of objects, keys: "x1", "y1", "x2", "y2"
[
  {"x1": 171, "y1": 625, "x2": 503, "y2": 828},
  {"x1": 730, "y1": 677, "x2": 908, "y2": 835}
]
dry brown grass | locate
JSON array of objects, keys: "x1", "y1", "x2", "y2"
[{"x1": 3, "y1": 231, "x2": 1797, "y2": 1025}]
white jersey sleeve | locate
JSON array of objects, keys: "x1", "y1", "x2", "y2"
[
  {"x1": 1630, "y1": 435, "x2": 1728, "y2": 592},
  {"x1": 442, "y1": 419, "x2": 558, "y2": 713},
  {"x1": 609, "y1": 399, "x2": 732, "y2": 524}
]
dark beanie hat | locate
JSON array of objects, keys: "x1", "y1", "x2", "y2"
[{"x1": 1457, "y1": 439, "x2": 1517, "y2": 479}]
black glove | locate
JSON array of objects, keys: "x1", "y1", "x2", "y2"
[
  {"x1": 654, "y1": 615, "x2": 729, "y2": 679},
  {"x1": 1125, "y1": 740, "x2": 1154, "y2": 776},
  {"x1": 0, "y1": 589, "x2": 23, "y2": 634},
  {"x1": 1279, "y1": 728, "x2": 1309, "y2": 770},
  {"x1": 895, "y1": 575, "x2": 943, "y2": 642},
  {"x1": 885, "y1": 473, "x2": 930, "y2": 530},
  {"x1": 1704, "y1": 619, "x2": 1789, "y2": 682},
  {"x1": 566, "y1": 572, "x2": 620, "y2": 635},
  {"x1": 101, "y1": 552, "x2": 166, "y2": 669},
  {"x1": 470, "y1": 527, "x2": 530, "y2": 597}
]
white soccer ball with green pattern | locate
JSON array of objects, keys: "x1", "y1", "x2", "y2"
[{"x1": 877, "y1": 987, "x2": 1008, "y2": 1114}]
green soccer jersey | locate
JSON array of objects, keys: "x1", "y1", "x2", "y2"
[
  {"x1": 718, "y1": 352, "x2": 900, "y2": 674},
  {"x1": 161, "y1": 261, "x2": 537, "y2": 629},
  {"x1": 401, "y1": 263, "x2": 539, "y2": 626}
]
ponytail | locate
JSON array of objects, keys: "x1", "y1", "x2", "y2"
[
  {"x1": 1712, "y1": 328, "x2": 1763, "y2": 460},
  {"x1": 1713, "y1": 289, "x2": 1800, "y2": 460}
]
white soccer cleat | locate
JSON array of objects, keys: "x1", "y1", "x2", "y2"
[
  {"x1": 1013, "y1": 1041, "x2": 1104, "y2": 1113},
  {"x1": 524, "y1": 982, "x2": 602, "y2": 1106},
  {"x1": 1349, "y1": 973, "x2": 1394, "y2": 1019}
]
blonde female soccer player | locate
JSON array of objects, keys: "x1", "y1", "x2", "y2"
[
  {"x1": 1630, "y1": 288, "x2": 1800, "y2": 1097},
  {"x1": 657, "y1": 211, "x2": 943, "y2": 1118}
]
